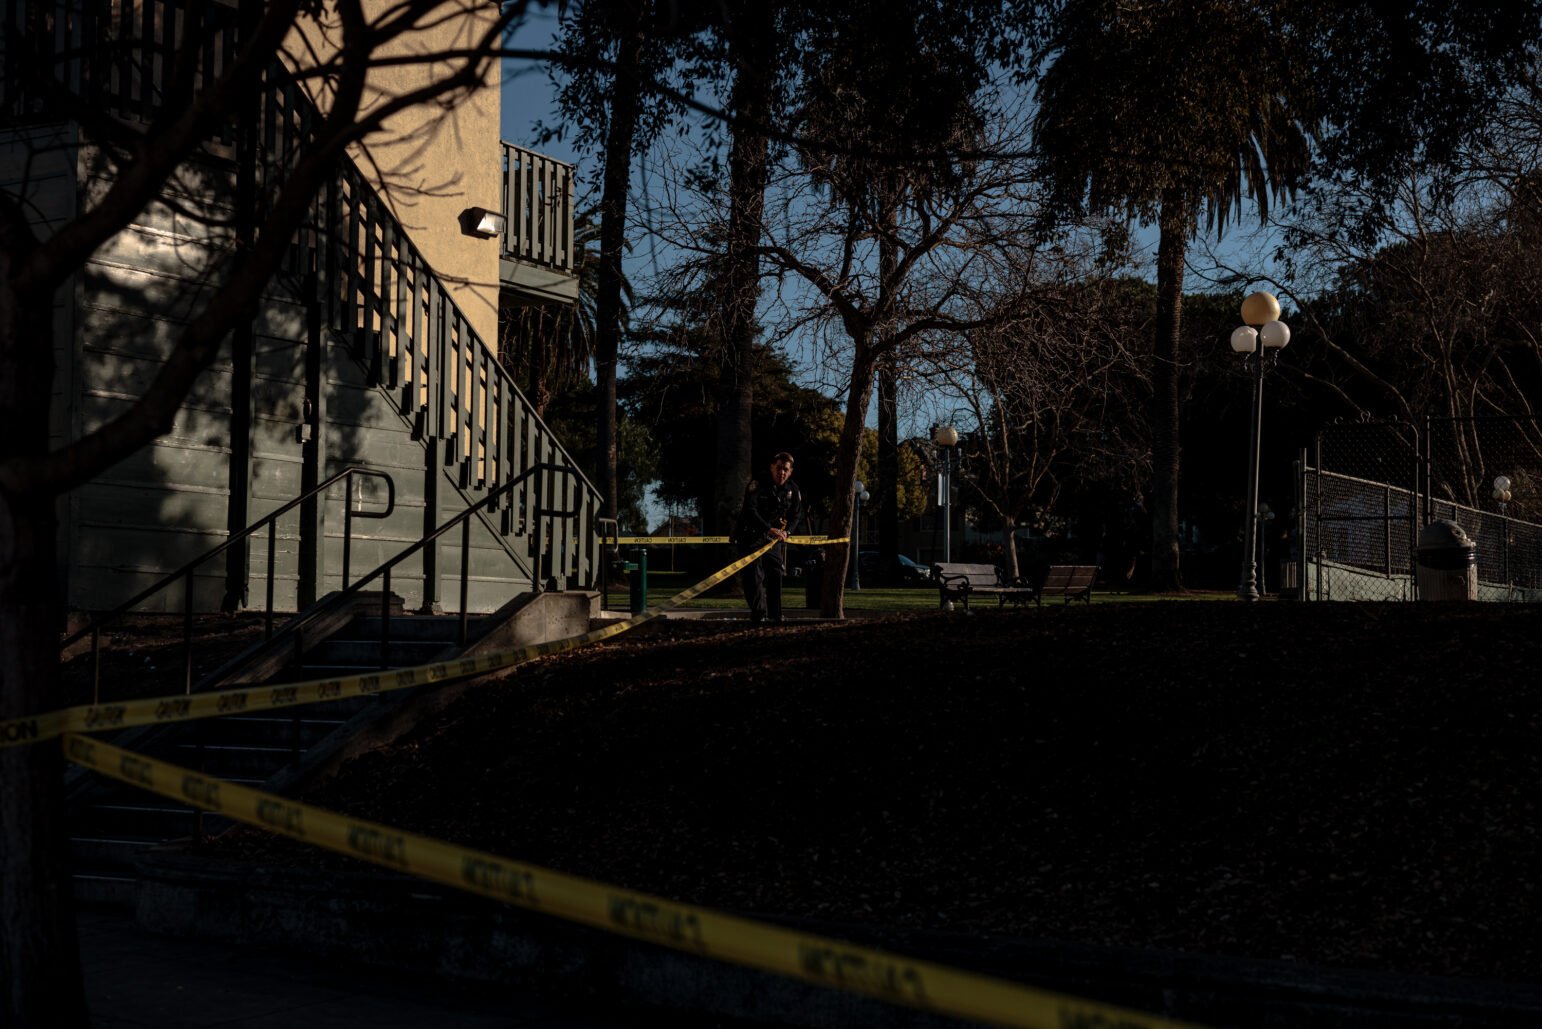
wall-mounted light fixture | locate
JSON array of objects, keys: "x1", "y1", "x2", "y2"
[{"x1": 460, "y1": 206, "x2": 506, "y2": 239}]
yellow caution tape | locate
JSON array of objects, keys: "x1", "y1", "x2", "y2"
[
  {"x1": 614, "y1": 536, "x2": 849, "y2": 545},
  {"x1": 6, "y1": 543, "x2": 781, "y2": 750},
  {"x1": 63, "y1": 733, "x2": 1199, "y2": 1029}
]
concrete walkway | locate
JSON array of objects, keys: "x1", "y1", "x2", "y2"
[{"x1": 77, "y1": 907, "x2": 652, "y2": 1028}]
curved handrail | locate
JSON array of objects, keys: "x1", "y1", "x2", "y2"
[
  {"x1": 332, "y1": 462, "x2": 581, "y2": 660},
  {"x1": 62, "y1": 467, "x2": 394, "y2": 700}
]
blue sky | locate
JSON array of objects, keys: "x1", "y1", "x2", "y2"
[
  {"x1": 501, "y1": 10, "x2": 583, "y2": 167},
  {"x1": 496, "y1": 12, "x2": 1289, "y2": 528},
  {"x1": 496, "y1": 12, "x2": 1285, "y2": 501},
  {"x1": 497, "y1": 9, "x2": 1283, "y2": 329}
]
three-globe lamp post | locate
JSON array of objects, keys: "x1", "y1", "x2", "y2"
[{"x1": 1232, "y1": 291, "x2": 1291, "y2": 602}]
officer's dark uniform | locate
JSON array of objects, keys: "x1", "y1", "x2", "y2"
[{"x1": 734, "y1": 472, "x2": 803, "y2": 623}]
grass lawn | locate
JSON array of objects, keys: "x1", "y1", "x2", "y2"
[{"x1": 602, "y1": 569, "x2": 1241, "y2": 613}]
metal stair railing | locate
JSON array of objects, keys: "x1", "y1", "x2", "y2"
[
  {"x1": 284, "y1": 462, "x2": 582, "y2": 670},
  {"x1": 4, "y1": 0, "x2": 603, "y2": 595},
  {"x1": 59, "y1": 467, "x2": 394, "y2": 702},
  {"x1": 315, "y1": 159, "x2": 597, "y2": 591},
  {"x1": 271, "y1": 51, "x2": 600, "y2": 597}
]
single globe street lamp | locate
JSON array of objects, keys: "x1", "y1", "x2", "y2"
[
  {"x1": 1232, "y1": 290, "x2": 1291, "y2": 602},
  {"x1": 848, "y1": 480, "x2": 871, "y2": 589},
  {"x1": 932, "y1": 423, "x2": 960, "y2": 563},
  {"x1": 1494, "y1": 475, "x2": 1513, "y2": 586},
  {"x1": 1493, "y1": 474, "x2": 1512, "y2": 514}
]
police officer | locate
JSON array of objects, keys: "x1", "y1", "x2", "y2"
[{"x1": 735, "y1": 452, "x2": 803, "y2": 624}]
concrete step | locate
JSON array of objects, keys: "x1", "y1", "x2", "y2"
[
  {"x1": 346, "y1": 615, "x2": 483, "y2": 641},
  {"x1": 71, "y1": 871, "x2": 138, "y2": 907},
  {"x1": 69, "y1": 834, "x2": 164, "y2": 878},
  {"x1": 170, "y1": 740, "x2": 299, "y2": 778},
  {"x1": 196, "y1": 713, "x2": 351, "y2": 749},
  {"x1": 63, "y1": 603, "x2": 506, "y2": 905},
  {"x1": 81, "y1": 802, "x2": 233, "y2": 840},
  {"x1": 303, "y1": 638, "x2": 452, "y2": 667}
]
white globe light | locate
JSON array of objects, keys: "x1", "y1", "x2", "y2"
[
  {"x1": 1240, "y1": 290, "x2": 1282, "y2": 326},
  {"x1": 855, "y1": 481, "x2": 865, "y2": 494},
  {"x1": 1494, "y1": 487, "x2": 1506, "y2": 500},
  {"x1": 1230, "y1": 326, "x2": 1258, "y2": 354},
  {"x1": 1259, "y1": 320, "x2": 1291, "y2": 349},
  {"x1": 933, "y1": 425, "x2": 959, "y2": 447},
  {"x1": 1495, "y1": 475, "x2": 1512, "y2": 492}
]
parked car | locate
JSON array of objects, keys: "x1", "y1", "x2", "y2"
[{"x1": 857, "y1": 551, "x2": 931, "y2": 586}]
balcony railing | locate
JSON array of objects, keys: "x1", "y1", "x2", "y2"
[
  {"x1": 499, "y1": 141, "x2": 579, "y2": 303},
  {"x1": 500, "y1": 141, "x2": 575, "y2": 275}
]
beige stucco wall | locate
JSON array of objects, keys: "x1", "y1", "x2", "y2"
[{"x1": 286, "y1": 2, "x2": 502, "y2": 350}]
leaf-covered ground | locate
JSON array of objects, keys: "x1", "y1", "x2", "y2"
[
  {"x1": 215, "y1": 603, "x2": 1542, "y2": 985},
  {"x1": 60, "y1": 613, "x2": 269, "y2": 706}
]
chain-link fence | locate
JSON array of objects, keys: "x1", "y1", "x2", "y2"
[
  {"x1": 1298, "y1": 416, "x2": 1542, "y2": 601},
  {"x1": 1299, "y1": 421, "x2": 1419, "y2": 601},
  {"x1": 1427, "y1": 416, "x2": 1542, "y2": 599}
]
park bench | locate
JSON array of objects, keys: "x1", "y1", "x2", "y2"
[
  {"x1": 1038, "y1": 564, "x2": 1098, "y2": 605},
  {"x1": 932, "y1": 562, "x2": 1036, "y2": 610}
]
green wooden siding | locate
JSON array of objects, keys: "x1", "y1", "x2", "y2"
[{"x1": 41, "y1": 139, "x2": 548, "y2": 616}]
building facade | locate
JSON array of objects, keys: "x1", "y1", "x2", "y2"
[{"x1": 2, "y1": 0, "x2": 597, "y2": 616}]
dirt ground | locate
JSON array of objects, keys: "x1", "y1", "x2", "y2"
[{"x1": 199, "y1": 602, "x2": 1542, "y2": 986}]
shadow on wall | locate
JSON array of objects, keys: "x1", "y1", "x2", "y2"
[
  {"x1": 63, "y1": 142, "x2": 545, "y2": 621},
  {"x1": 66, "y1": 180, "x2": 244, "y2": 615}
]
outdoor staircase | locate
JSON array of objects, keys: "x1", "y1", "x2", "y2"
[
  {"x1": 67, "y1": 608, "x2": 492, "y2": 906},
  {"x1": 29, "y1": 0, "x2": 607, "y2": 904}
]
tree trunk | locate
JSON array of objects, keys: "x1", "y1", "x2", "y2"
[
  {"x1": 1002, "y1": 518, "x2": 1020, "y2": 581},
  {"x1": 876, "y1": 355, "x2": 898, "y2": 573},
  {"x1": 694, "y1": 484, "x2": 714, "y2": 537},
  {"x1": 821, "y1": 338, "x2": 877, "y2": 618},
  {"x1": 1150, "y1": 190, "x2": 1189, "y2": 591},
  {"x1": 594, "y1": 2, "x2": 648, "y2": 521},
  {"x1": 711, "y1": 3, "x2": 775, "y2": 535},
  {"x1": 0, "y1": 282, "x2": 88, "y2": 1026},
  {"x1": 876, "y1": 218, "x2": 899, "y2": 578}
]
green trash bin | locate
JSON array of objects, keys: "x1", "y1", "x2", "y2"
[{"x1": 627, "y1": 547, "x2": 648, "y2": 614}]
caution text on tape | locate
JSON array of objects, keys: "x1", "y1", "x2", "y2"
[
  {"x1": 63, "y1": 732, "x2": 1198, "y2": 1029},
  {"x1": 5, "y1": 543, "x2": 781, "y2": 749}
]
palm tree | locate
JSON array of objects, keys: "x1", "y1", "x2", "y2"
[
  {"x1": 1033, "y1": 0, "x2": 1316, "y2": 590},
  {"x1": 499, "y1": 209, "x2": 627, "y2": 420}
]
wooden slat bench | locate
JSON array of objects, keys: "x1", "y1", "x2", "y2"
[
  {"x1": 932, "y1": 562, "x2": 1035, "y2": 610},
  {"x1": 1038, "y1": 564, "x2": 1097, "y2": 605}
]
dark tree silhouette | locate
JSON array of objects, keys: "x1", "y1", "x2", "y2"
[
  {"x1": 499, "y1": 208, "x2": 629, "y2": 419},
  {"x1": 1034, "y1": 0, "x2": 1315, "y2": 591},
  {"x1": 1033, "y1": 0, "x2": 1542, "y2": 591},
  {"x1": 708, "y1": 1, "x2": 788, "y2": 536},
  {"x1": 547, "y1": 0, "x2": 699, "y2": 519},
  {"x1": 0, "y1": 3, "x2": 532, "y2": 1021}
]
